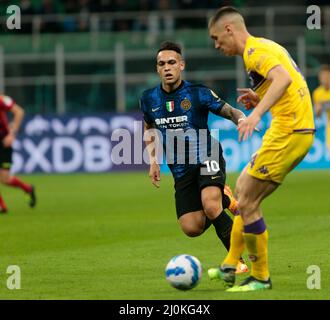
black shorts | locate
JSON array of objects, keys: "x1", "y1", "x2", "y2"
[
  {"x1": 174, "y1": 157, "x2": 226, "y2": 219},
  {"x1": 0, "y1": 142, "x2": 12, "y2": 170}
]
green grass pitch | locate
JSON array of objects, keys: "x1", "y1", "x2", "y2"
[{"x1": 0, "y1": 170, "x2": 329, "y2": 300}]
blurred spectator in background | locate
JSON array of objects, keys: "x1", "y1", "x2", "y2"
[
  {"x1": 176, "y1": 0, "x2": 207, "y2": 29},
  {"x1": 155, "y1": 0, "x2": 174, "y2": 33},
  {"x1": 62, "y1": 0, "x2": 77, "y2": 32},
  {"x1": 112, "y1": 0, "x2": 132, "y2": 31},
  {"x1": 38, "y1": 0, "x2": 61, "y2": 33},
  {"x1": 133, "y1": 15, "x2": 149, "y2": 32},
  {"x1": 97, "y1": 0, "x2": 114, "y2": 11},
  {"x1": 97, "y1": 0, "x2": 114, "y2": 31},
  {"x1": 313, "y1": 65, "x2": 330, "y2": 149},
  {"x1": 77, "y1": 0, "x2": 91, "y2": 31},
  {"x1": 132, "y1": 0, "x2": 152, "y2": 32},
  {"x1": 20, "y1": 0, "x2": 35, "y2": 33},
  {"x1": 177, "y1": 0, "x2": 203, "y2": 10},
  {"x1": 14, "y1": 0, "x2": 247, "y2": 34}
]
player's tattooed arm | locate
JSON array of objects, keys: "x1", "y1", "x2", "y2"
[{"x1": 217, "y1": 103, "x2": 246, "y2": 125}]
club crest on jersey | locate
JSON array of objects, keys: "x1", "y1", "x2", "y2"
[
  {"x1": 166, "y1": 101, "x2": 175, "y2": 112},
  {"x1": 180, "y1": 98, "x2": 191, "y2": 111}
]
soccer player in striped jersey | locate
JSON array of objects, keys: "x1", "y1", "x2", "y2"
[{"x1": 140, "y1": 41, "x2": 249, "y2": 274}]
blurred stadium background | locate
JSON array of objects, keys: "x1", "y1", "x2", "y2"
[
  {"x1": 0, "y1": 0, "x2": 329, "y2": 113},
  {"x1": 0, "y1": 1, "x2": 329, "y2": 300},
  {"x1": 0, "y1": 0, "x2": 329, "y2": 174}
]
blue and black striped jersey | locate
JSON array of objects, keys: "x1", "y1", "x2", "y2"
[{"x1": 140, "y1": 80, "x2": 226, "y2": 180}]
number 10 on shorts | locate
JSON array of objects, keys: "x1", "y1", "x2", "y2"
[{"x1": 202, "y1": 160, "x2": 220, "y2": 175}]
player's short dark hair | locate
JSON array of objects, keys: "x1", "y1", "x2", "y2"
[
  {"x1": 319, "y1": 64, "x2": 330, "y2": 73},
  {"x1": 157, "y1": 41, "x2": 182, "y2": 56},
  {"x1": 209, "y1": 6, "x2": 244, "y2": 28}
]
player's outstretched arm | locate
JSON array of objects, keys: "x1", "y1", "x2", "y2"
[
  {"x1": 238, "y1": 65, "x2": 292, "y2": 141},
  {"x1": 237, "y1": 88, "x2": 260, "y2": 110},
  {"x1": 251, "y1": 65, "x2": 292, "y2": 117},
  {"x1": 144, "y1": 121, "x2": 161, "y2": 188},
  {"x1": 217, "y1": 103, "x2": 246, "y2": 125}
]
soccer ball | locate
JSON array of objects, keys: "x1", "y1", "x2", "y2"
[{"x1": 165, "y1": 254, "x2": 202, "y2": 290}]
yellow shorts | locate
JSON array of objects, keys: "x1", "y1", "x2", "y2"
[{"x1": 247, "y1": 130, "x2": 314, "y2": 184}]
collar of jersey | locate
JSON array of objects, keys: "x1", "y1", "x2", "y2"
[{"x1": 160, "y1": 81, "x2": 185, "y2": 95}]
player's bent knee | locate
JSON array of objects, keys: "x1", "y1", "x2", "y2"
[
  {"x1": 185, "y1": 230, "x2": 202, "y2": 238},
  {"x1": 181, "y1": 225, "x2": 203, "y2": 237},
  {"x1": 203, "y1": 202, "x2": 222, "y2": 220},
  {"x1": 178, "y1": 211, "x2": 205, "y2": 237}
]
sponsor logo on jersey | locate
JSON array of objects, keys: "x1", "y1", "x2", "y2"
[
  {"x1": 155, "y1": 115, "x2": 188, "y2": 126},
  {"x1": 180, "y1": 98, "x2": 191, "y2": 111},
  {"x1": 151, "y1": 107, "x2": 160, "y2": 112}
]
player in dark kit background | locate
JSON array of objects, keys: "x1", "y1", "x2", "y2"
[
  {"x1": 0, "y1": 95, "x2": 36, "y2": 213},
  {"x1": 140, "y1": 41, "x2": 248, "y2": 273}
]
